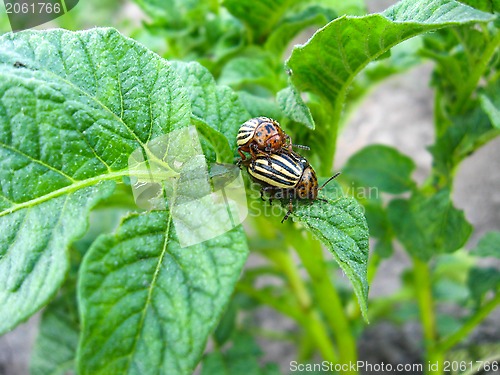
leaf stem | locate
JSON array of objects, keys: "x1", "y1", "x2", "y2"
[
  {"x1": 267, "y1": 249, "x2": 339, "y2": 363},
  {"x1": 290, "y1": 231, "x2": 358, "y2": 373},
  {"x1": 275, "y1": 250, "x2": 312, "y2": 311},
  {"x1": 413, "y1": 257, "x2": 442, "y2": 375},
  {"x1": 436, "y1": 292, "x2": 500, "y2": 353},
  {"x1": 451, "y1": 30, "x2": 500, "y2": 114}
]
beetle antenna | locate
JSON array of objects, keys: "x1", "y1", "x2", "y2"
[{"x1": 319, "y1": 172, "x2": 341, "y2": 190}]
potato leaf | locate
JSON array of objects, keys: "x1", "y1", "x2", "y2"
[
  {"x1": 387, "y1": 189, "x2": 472, "y2": 260},
  {"x1": 287, "y1": 0, "x2": 493, "y2": 116},
  {"x1": 277, "y1": 86, "x2": 315, "y2": 129},
  {"x1": 291, "y1": 181, "x2": 369, "y2": 320},
  {"x1": 78, "y1": 211, "x2": 248, "y2": 375},
  {"x1": 343, "y1": 145, "x2": 416, "y2": 194},
  {"x1": 0, "y1": 27, "x2": 191, "y2": 333},
  {"x1": 171, "y1": 61, "x2": 250, "y2": 161}
]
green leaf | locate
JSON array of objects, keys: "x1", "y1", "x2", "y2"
[
  {"x1": 30, "y1": 289, "x2": 80, "y2": 375},
  {"x1": 134, "y1": 0, "x2": 214, "y2": 30},
  {"x1": 467, "y1": 267, "x2": 500, "y2": 304},
  {"x1": 434, "y1": 279, "x2": 469, "y2": 303},
  {"x1": 421, "y1": 25, "x2": 498, "y2": 120},
  {"x1": 30, "y1": 250, "x2": 80, "y2": 375},
  {"x1": 201, "y1": 332, "x2": 280, "y2": 375},
  {"x1": 429, "y1": 107, "x2": 499, "y2": 179},
  {"x1": 78, "y1": 211, "x2": 249, "y2": 375},
  {"x1": 219, "y1": 56, "x2": 278, "y2": 91},
  {"x1": 31, "y1": 208, "x2": 128, "y2": 375},
  {"x1": 456, "y1": 0, "x2": 498, "y2": 12},
  {"x1": 265, "y1": 5, "x2": 336, "y2": 55},
  {"x1": 387, "y1": 189, "x2": 472, "y2": 260},
  {"x1": 30, "y1": 209, "x2": 122, "y2": 374},
  {"x1": 350, "y1": 37, "x2": 423, "y2": 104},
  {"x1": 290, "y1": 181, "x2": 369, "y2": 319},
  {"x1": 223, "y1": 0, "x2": 299, "y2": 41},
  {"x1": 213, "y1": 298, "x2": 238, "y2": 346},
  {"x1": 363, "y1": 199, "x2": 394, "y2": 258},
  {"x1": 237, "y1": 92, "x2": 284, "y2": 120},
  {"x1": 277, "y1": 86, "x2": 315, "y2": 129},
  {"x1": 343, "y1": 145, "x2": 416, "y2": 194},
  {"x1": 192, "y1": 117, "x2": 234, "y2": 163},
  {"x1": 315, "y1": 0, "x2": 365, "y2": 16},
  {"x1": 0, "y1": 28, "x2": 193, "y2": 333},
  {"x1": 480, "y1": 94, "x2": 500, "y2": 129},
  {"x1": 471, "y1": 231, "x2": 500, "y2": 258},
  {"x1": 436, "y1": 313, "x2": 463, "y2": 337},
  {"x1": 286, "y1": 0, "x2": 493, "y2": 114},
  {"x1": 171, "y1": 61, "x2": 250, "y2": 160}
]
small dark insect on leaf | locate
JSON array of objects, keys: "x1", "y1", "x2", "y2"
[{"x1": 13, "y1": 61, "x2": 26, "y2": 68}]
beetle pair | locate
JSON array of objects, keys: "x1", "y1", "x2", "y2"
[{"x1": 237, "y1": 117, "x2": 339, "y2": 223}]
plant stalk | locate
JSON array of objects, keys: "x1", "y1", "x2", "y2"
[
  {"x1": 290, "y1": 231, "x2": 358, "y2": 373},
  {"x1": 452, "y1": 30, "x2": 500, "y2": 114},
  {"x1": 436, "y1": 292, "x2": 500, "y2": 353},
  {"x1": 270, "y1": 249, "x2": 339, "y2": 363},
  {"x1": 413, "y1": 257, "x2": 442, "y2": 375}
]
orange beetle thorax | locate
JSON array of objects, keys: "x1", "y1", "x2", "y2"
[{"x1": 254, "y1": 123, "x2": 285, "y2": 151}]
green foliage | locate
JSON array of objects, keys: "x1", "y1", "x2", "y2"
[
  {"x1": 277, "y1": 86, "x2": 315, "y2": 129},
  {"x1": 30, "y1": 254, "x2": 80, "y2": 375},
  {"x1": 471, "y1": 231, "x2": 500, "y2": 257},
  {"x1": 292, "y1": 184, "x2": 369, "y2": 319},
  {"x1": 287, "y1": 0, "x2": 493, "y2": 109},
  {"x1": 343, "y1": 145, "x2": 416, "y2": 194},
  {"x1": 0, "y1": 27, "x2": 190, "y2": 334},
  {"x1": 170, "y1": 61, "x2": 250, "y2": 162},
  {"x1": 467, "y1": 267, "x2": 500, "y2": 304},
  {"x1": 363, "y1": 199, "x2": 394, "y2": 258},
  {"x1": 30, "y1": 286, "x2": 80, "y2": 375},
  {"x1": 388, "y1": 189, "x2": 472, "y2": 260},
  {"x1": 201, "y1": 332, "x2": 280, "y2": 375},
  {"x1": 78, "y1": 212, "x2": 248, "y2": 374},
  {"x1": 467, "y1": 231, "x2": 500, "y2": 305},
  {"x1": 0, "y1": 0, "x2": 499, "y2": 374}
]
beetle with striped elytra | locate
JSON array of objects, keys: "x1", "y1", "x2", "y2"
[
  {"x1": 247, "y1": 151, "x2": 340, "y2": 223},
  {"x1": 236, "y1": 117, "x2": 309, "y2": 168}
]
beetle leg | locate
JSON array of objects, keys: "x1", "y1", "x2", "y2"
[
  {"x1": 249, "y1": 143, "x2": 260, "y2": 159},
  {"x1": 281, "y1": 197, "x2": 294, "y2": 223},
  {"x1": 260, "y1": 186, "x2": 275, "y2": 202},
  {"x1": 237, "y1": 147, "x2": 248, "y2": 162}
]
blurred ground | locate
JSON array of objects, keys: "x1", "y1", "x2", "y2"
[{"x1": 1, "y1": 0, "x2": 500, "y2": 374}]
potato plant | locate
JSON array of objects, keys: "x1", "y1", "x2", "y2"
[{"x1": 0, "y1": 0, "x2": 499, "y2": 374}]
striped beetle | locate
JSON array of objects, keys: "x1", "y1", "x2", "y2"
[
  {"x1": 248, "y1": 151, "x2": 340, "y2": 223},
  {"x1": 237, "y1": 117, "x2": 308, "y2": 167}
]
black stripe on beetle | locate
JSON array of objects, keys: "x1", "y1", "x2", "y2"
[{"x1": 248, "y1": 151, "x2": 340, "y2": 223}]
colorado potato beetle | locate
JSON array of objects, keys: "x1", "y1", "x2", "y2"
[
  {"x1": 237, "y1": 117, "x2": 308, "y2": 167},
  {"x1": 247, "y1": 151, "x2": 340, "y2": 223}
]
